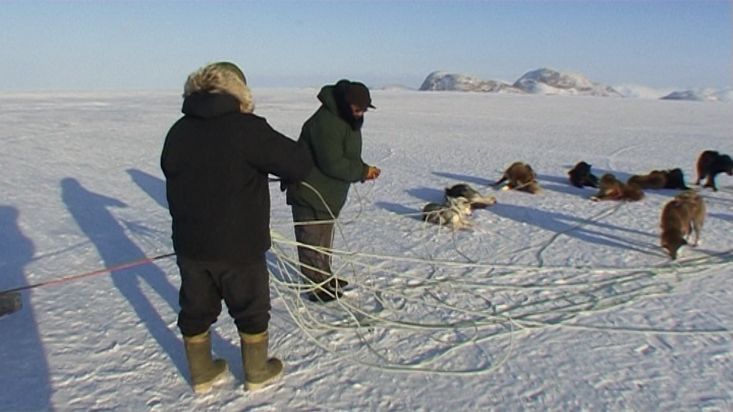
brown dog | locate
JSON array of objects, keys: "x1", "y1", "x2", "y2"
[
  {"x1": 695, "y1": 150, "x2": 733, "y2": 191},
  {"x1": 660, "y1": 190, "x2": 706, "y2": 259},
  {"x1": 591, "y1": 173, "x2": 644, "y2": 201},
  {"x1": 627, "y1": 170, "x2": 667, "y2": 189},
  {"x1": 494, "y1": 161, "x2": 541, "y2": 194},
  {"x1": 628, "y1": 168, "x2": 690, "y2": 190}
]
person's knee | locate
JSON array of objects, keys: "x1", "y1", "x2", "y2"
[
  {"x1": 235, "y1": 315, "x2": 270, "y2": 335},
  {"x1": 178, "y1": 310, "x2": 220, "y2": 336}
]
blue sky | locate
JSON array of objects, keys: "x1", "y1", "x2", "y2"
[{"x1": 1, "y1": 1, "x2": 730, "y2": 91}]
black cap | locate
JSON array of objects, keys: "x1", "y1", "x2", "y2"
[{"x1": 344, "y1": 82, "x2": 376, "y2": 110}]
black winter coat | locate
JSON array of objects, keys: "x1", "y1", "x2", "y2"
[{"x1": 161, "y1": 92, "x2": 313, "y2": 264}]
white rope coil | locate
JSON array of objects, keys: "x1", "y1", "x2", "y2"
[{"x1": 268, "y1": 180, "x2": 733, "y2": 376}]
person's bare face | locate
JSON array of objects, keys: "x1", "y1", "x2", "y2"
[{"x1": 350, "y1": 104, "x2": 367, "y2": 119}]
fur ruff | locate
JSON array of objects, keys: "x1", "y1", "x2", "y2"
[{"x1": 184, "y1": 63, "x2": 255, "y2": 113}]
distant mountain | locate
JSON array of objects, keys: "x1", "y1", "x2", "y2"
[
  {"x1": 660, "y1": 88, "x2": 732, "y2": 102},
  {"x1": 418, "y1": 68, "x2": 730, "y2": 101},
  {"x1": 513, "y1": 68, "x2": 623, "y2": 97},
  {"x1": 419, "y1": 71, "x2": 521, "y2": 93},
  {"x1": 419, "y1": 68, "x2": 621, "y2": 97},
  {"x1": 613, "y1": 84, "x2": 676, "y2": 99}
]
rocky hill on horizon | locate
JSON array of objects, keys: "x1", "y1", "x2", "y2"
[
  {"x1": 420, "y1": 68, "x2": 621, "y2": 97},
  {"x1": 418, "y1": 68, "x2": 729, "y2": 101}
]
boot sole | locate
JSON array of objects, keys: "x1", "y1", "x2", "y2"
[{"x1": 245, "y1": 369, "x2": 283, "y2": 391}]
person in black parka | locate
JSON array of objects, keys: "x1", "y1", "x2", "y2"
[{"x1": 161, "y1": 62, "x2": 313, "y2": 393}]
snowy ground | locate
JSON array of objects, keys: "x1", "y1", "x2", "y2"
[{"x1": 1, "y1": 89, "x2": 732, "y2": 411}]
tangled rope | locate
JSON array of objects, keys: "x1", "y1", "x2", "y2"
[
  {"x1": 6, "y1": 180, "x2": 730, "y2": 376},
  {"x1": 266, "y1": 182, "x2": 733, "y2": 376}
]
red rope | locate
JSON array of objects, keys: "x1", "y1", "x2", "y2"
[{"x1": 0, "y1": 252, "x2": 176, "y2": 295}]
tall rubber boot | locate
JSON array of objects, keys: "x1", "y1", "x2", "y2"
[
  {"x1": 240, "y1": 331, "x2": 283, "y2": 391},
  {"x1": 183, "y1": 331, "x2": 228, "y2": 394}
]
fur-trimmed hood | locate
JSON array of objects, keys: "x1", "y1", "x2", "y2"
[{"x1": 183, "y1": 62, "x2": 254, "y2": 113}]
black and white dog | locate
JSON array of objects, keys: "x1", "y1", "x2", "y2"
[
  {"x1": 444, "y1": 183, "x2": 497, "y2": 209},
  {"x1": 422, "y1": 196, "x2": 473, "y2": 230}
]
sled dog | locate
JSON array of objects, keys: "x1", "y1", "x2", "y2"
[
  {"x1": 494, "y1": 162, "x2": 541, "y2": 194},
  {"x1": 422, "y1": 196, "x2": 472, "y2": 230},
  {"x1": 591, "y1": 173, "x2": 644, "y2": 202},
  {"x1": 568, "y1": 161, "x2": 599, "y2": 188},
  {"x1": 660, "y1": 190, "x2": 706, "y2": 259},
  {"x1": 627, "y1": 170, "x2": 667, "y2": 189},
  {"x1": 663, "y1": 168, "x2": 689, "y2": 190},
  {"x1": 695, "y1": 150, "x2": 733, "y2": 191},
  {"x1": 627, "y1": 168, "x2": 689, "y2": 190},
  {"x1": 444, "y1": 183, "x2": 497, "y2": 209}
]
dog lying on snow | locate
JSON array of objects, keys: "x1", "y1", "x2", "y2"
[
  {"x1": 568, "y1": 161, "x2": 599, "y2": 188},
  {"x1": 444, "y1": 183, "x2": 497, "y2": 209},
  {"x1": 695, "y1": 150, "x2": 733, "y2": 191},
  {"x1": 422, "y1": 196, "x2": 472, "y2": 230},
  {"x1": 627, "y1": 168, "x2": 689, "y2": 190},
  {"x1": 660, "y1": 190, "x2": 706, "y2": 259},
  {"x1": 590, "y1": 173, "x2": 644, "y2": 201},
  {"x1": 493, "y1": 161, "x2": 541, "y2": 194}
]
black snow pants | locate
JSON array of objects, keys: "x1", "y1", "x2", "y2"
[{"x1": 176, "y1": 255, "x2": 270, "y2": 336}]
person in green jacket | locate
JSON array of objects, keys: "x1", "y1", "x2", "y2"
[{"x1": 286, "y1": 80, "x2": 381, "y2": 302}]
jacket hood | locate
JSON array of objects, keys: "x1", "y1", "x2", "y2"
[
  {"x1": 317, "y1": 80, "x2": 364, "y2": 130},
  {"x1": 183, "y1": 63, "x2": 254, "y2": 114},
  {"x1": 317, "y1": 85, "x2": 338, "y2": 112}
]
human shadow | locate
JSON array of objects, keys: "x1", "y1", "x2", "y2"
[
  {"x1": 488, "y1": 202, "x2": 657, "y2": 254},
  {"x1": 432, "y1": 171, "x2": 492, "y2": 187},
  {"x1": 535, "y1": 173, "x2": 593, "y2": 197},
  {"x1": 0, "y1": 206, "x2": 52, "y2": 411},
  {"x1": 536, "y1": 173, "x2": 570, "y2": 186},
  {"x1": 709, "y1": 212, "x2": 733, "y2": 222},
  {"x1": 699, "y1": 192, "x2": 733, "y2": 205},
  {"x1": 542, "y1": 182, "x2": 595, "y2": 197},
  {"x1": 127, "y1": 168, "x2": 167, "y2": 209},
  {"x1": 60, "y1": 178, "x2": 194, "y2": 378}
]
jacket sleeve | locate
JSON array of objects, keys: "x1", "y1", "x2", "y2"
[
  {"x1": 306, "y1": 118, "x2": 366, "y2": 183},
  {"x1": 244, "y1": 116, "x2": 314, "y2": 182}
]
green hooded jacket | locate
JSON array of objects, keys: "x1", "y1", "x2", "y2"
[{"x1": 286, "y1": 82, "x2": 369, "y2": 220}]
